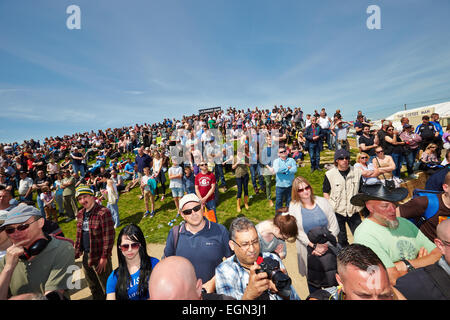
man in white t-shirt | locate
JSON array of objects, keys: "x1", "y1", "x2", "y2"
[
  {"x1": 18, "y1": 171, "x2": 34, "y2": 202},
  {"x1": 318, "y1": 111, "x2": 333, "y2": 150}
]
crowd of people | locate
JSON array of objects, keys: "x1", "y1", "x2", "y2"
[{"x1": 0, "y1": 105, "x2": 449, "y2": 301}]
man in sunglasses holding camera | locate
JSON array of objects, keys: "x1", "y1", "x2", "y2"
[
  {"x1": 163, "y1": 193, "x2": 232, "y2": 293},
  {"x1": 0, "y1": 204, "x2": 75, "y2": 300}
]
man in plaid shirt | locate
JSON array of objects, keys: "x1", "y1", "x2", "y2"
[
  {"x1": 215, "y1": 217, "x2": 300, "y2": 300},
  {"x1": 74, "y1": 185, "x2": 115, "y2": 300}
]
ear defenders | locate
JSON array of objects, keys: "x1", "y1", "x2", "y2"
[{"x1": 19, "y1": 234, "x2": 52, "y2": 261}]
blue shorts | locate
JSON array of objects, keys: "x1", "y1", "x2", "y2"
[{"x1": 171, "y1": 188, "x2": 184, "y2": 198}]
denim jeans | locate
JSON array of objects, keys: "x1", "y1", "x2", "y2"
[
  {"x1": 405, "y1": 149, "x2": 419, "y2": 174},
  {"x1": 236, "y1": 174, "x2": 249, "y2": 199},
  {"x1": 72, "y1": 163, "x2": 85, "y2": 177},
  {"x1": 55, "y1": 193, "x2": 64, "y2": 214},
  {"x1": 214, "y1": 164, "x2": 226, "y2": 187},
  {"x1": 275, "y1": 186, "x2": 292, "y2": 212},
  {"x1": 322, "y1": 129, "x2": 333, "y2": 150},
  {"x1": 249, "y1": 164, "x2": 264, "y2": 191},
  {"x1": 308, "y1": 143, "x2": 321, "y2": 170},
  {"x1": 107, "y1": 202, "x2": 120, "y2": 228},
  {"x1": 36, "y1": 195, "x2": 46, "y2": 219},
  {"x1": 391, "y1": 153, "x2": 403, "y2": 178}
]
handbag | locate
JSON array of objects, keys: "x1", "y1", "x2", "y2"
[{"x1": 375, "y1": 157, "x2": 395, "y2": 189}]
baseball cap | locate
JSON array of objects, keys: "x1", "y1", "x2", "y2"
[
  {"x1": 179, "y1": 194, "x2": 201, "y2": 210},
  {"x1": 75, "y1": 185, "x2": 95, "y2": 198},
  {"x1": 0, "y1": 205, "x2": 42, "y2": 228},
  {"x1": 334, "y1": 149, "x2": 350, "y2": 161}
]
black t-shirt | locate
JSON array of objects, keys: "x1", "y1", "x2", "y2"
[
  {"x1": 72, "y1": 152, "x2": 83, "y2": 165},
  {"x1": 358, "y1": 134, "x2": 376, "y2": 156},
  {"x1": 34, "y1": 176, "x2": 51, "y2": 195},
  {"x1": 384, "y1": 135, "x2": 404, "y2": 155}
]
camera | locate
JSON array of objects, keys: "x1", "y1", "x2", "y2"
[{"x1": 256, "y1": 256, "x2": 292, "y2": 298}]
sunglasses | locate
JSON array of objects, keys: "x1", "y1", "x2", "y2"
[
  {"x1": 182, "y1": 204, "x2": 202, "y2": 215},
  {"x1": 337, "y1": 157, "x2": 350, "y2": 161},
  {"x1": 119, "y1": 242, "x2": 141, "y2": 252},
  {"x1": 360, "y1": 156, "x2": 368, "y2": 159},
  {"x1": 279, "y1": 150, "x2": 286, "y2": 153},
  {"x1": 376, "y1": 150, "x2": 384, "y2": 154},
  {"x1": 297, "y1": 186, "x2": 311, "y2": 193},
  {"x1": 199, "y1": 163, "x2": 207, "y2": 166},
  {"x1": 1, "y1": 218, "x2": 41, "y2": 235}
]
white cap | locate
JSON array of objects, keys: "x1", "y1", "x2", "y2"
[{"x1": 179, "y1": 194, "x2": 201, "y2": 210}]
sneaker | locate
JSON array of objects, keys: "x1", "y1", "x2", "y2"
[
  {"x1": 150, "y1": 211, "x2": 155, "y2": 218},
  {"x1": 143, "y1": 211, "x2": 150, "y2": 218},
  {"x1": 139, "y1": 195, "x2": 144, "y2": 200},
  {"x1": 160, "y1": 195, "x2": 165, "y2": 201}
]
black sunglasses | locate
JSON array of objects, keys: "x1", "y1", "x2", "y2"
[
  {"x1": 337, "y1": 157, "x2": 350, "y2": 161},
  {"x1": 1, "y1": 218, "x2": 41, "y2": 235},
  {"x1": 182, "y1": 204, "x2": 202, "y2": 215}
]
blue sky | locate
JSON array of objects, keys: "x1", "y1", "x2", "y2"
[{"x1": 1, "y1": 0, "x2": 450, "y2": 143}]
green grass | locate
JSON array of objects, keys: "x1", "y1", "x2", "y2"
[
  {"x1": 57, "y1": 144, "x2": 364, "y2": 244},
  {"x1": 26, "y1": 140, "x2": 413, "y2": 246}
]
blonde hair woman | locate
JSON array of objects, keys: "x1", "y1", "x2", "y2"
[
  {"x1": 354, "y1": 152, "x2": 380, "y2": 185},
  {"x1": 287, "y1": 176, "x2": 339, "y2": 294}
]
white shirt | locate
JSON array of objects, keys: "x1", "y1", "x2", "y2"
[
  {"x1": 18, "y1": 177, "x2": 34, "y2": 196},
  {"x1": 318, "y1": 116, "x2": 331, "y2": 129},
  {"x1": 168, "y1": 166, "x2": 183, "y2": 189}
]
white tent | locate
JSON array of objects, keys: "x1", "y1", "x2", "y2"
[{"x1": 384, "y1": 101, "x2": 450, "y2": 127}]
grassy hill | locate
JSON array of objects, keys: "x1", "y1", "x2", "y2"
[{"x1": 58, "y1": 147, "x2": 358, "y2": 244}]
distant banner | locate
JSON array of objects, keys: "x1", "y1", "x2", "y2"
[
  {"x1": 199, "y1": 107, "x2": 222, "y2": 115},
  {"x1": 393, "y1": 107, "x2": 435, "y2": 120}
]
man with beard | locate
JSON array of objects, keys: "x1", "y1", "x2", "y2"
[{"x1": 351, "y1": 183, "x2": 442, "y2": 285}]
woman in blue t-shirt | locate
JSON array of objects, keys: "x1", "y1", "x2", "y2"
[{"x1": 106, "y1": 224, "x2": 159, "y2": 300}]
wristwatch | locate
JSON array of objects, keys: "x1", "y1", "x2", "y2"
[{"x1": 401, "y1": 259, "x2": 415, "y2": 273}]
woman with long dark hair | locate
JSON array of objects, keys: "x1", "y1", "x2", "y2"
[{"x1": 106, "y1": 224, "x2": 159, "y2": 300}]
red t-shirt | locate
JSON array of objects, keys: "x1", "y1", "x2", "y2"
[{"x1": 195, "y1": 172, "x2": 216, "y2": 202}]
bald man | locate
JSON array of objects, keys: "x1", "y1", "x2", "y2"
[
  {"x1": 148, "y1": 256, "x2": 234, "y2": 300},
  {"x1": 395, "y1": 219, "x2": 450, "y2": 300}
]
